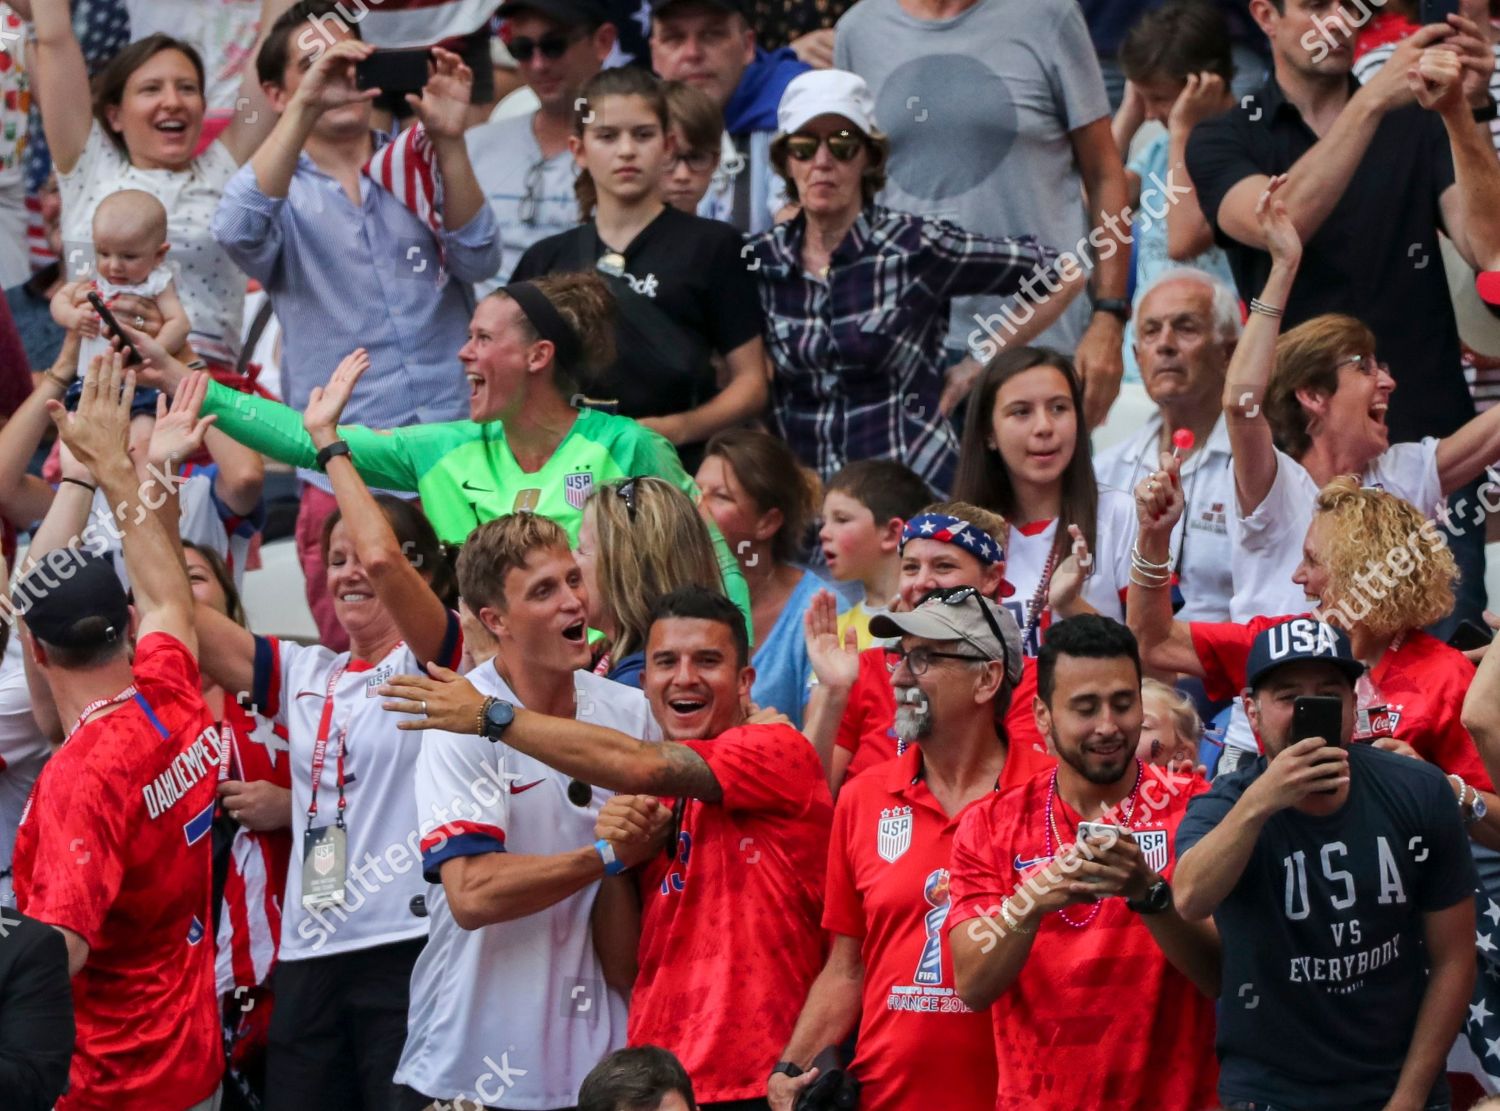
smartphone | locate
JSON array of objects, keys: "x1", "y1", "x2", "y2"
[
  {"x1": 86, "y1": 291, "x2": 141, "y2": 365},
  {"x1": 1448, "y1": 619, "x2": 1494, "y2": 653},
  {"x1": 1420, "y1": 0, "x2": 1459, "y2": 24},
  {"x1": 355, "y1": 49, "x2": 430, "y2": 95},
  {"x1": 1291, "y1": 695, "x2": 1345, "y2": 749},
  {"x1": 1077, "y1": 821, "x2": 1123, "y2": 843}
]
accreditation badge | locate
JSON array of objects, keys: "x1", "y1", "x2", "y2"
[{"x1": 302, "y1": 825, "x2": 348, "y2": 908}]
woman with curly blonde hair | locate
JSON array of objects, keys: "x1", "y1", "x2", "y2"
[{"x1": 1130, "y1": 458, "x2": 1500, "y2": 848}]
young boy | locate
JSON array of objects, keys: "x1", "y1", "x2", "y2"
[{"x1": 818, "y1": 460, "x2": 930, "y2": 649}]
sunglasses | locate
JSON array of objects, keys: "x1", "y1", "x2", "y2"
[
  {"x1": 615, "y1": 477, "x2": 638, "y2": 523},
  {"x1": 668, "y1": 150, "x2": 718, "y2": 173},
  {"x1": 919, "y1": 585, "x2": 1013, "y2": 681},
  {"x1": 508, "y1": 29, "x2": 584, "y2": 62},
  {"x1": 518, "y1": 157, "x2": 545, "y2": 226},
  {"x1": 785, "y1": 130, "x2": 865, "y2": 163}
]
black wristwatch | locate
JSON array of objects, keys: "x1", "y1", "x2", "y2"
[
  {"x1": 1092, "y1": 297, "x2": 1131, "y2": 324},
  {"x1": 770, "y1": 1061, "x2": 804, "y2": 1080},
  {"x1": 479, "y1": 696, "x2": 516, "y2": 742},
  {"x1": 1126, "y1": 877, "x2": 1173, "y2": 915},
  {"x1": 1474, "y1": 95, "x2": 1498, "y2": 124},
  {"x1": 314, "y1": 439, "x2": 352, "y2": 471}
]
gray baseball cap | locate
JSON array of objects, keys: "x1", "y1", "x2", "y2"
[{"x1": 870, "y1": 589, "x2": 1024, "y2": 685}]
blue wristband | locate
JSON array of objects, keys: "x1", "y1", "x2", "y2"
[{"x1": 595, "y1": 838, "x2": 626, "y2": 876}]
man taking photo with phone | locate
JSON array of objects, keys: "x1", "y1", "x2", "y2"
[{"x1": 1174, "y1": 616, "x2": 1478, "y2": 1111}]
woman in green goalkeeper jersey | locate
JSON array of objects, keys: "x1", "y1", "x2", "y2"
[{"x1": 122, "y1": 271, "x2": 752, "y2": 624}]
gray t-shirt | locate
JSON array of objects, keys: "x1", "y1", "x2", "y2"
[
  {"x1": 466, "y1": 112, "x2": 581, "y2": 295},
  {"x1": 834, "y1": 0, "x2": 1109, "y2": 354}
]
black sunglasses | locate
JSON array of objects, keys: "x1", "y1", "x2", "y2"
[
  {"x1": 615, "y1": 477, "x2": 638, "y2": 523},
  {"x1": 919, "y1": 585, "x2": 1013, "y2": 681},
  {"x1": 509, "y1": 29, "x2": 585, "y2": 62},
  {"x1": 785, "y1": 129, "x2": 864, "y2": 163}
]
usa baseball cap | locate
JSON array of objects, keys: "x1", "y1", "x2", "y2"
[
  {"x1": 1245, "y1": 617, "x2": 1364, "y2": 691},
  {"x1": 12, "y1": 553, "x2": 131, "y2": 650},
  {"x1": 870, "y1": 588, "x2": 1024, "y2": 686}
]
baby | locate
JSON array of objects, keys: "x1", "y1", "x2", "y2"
[
  {"x1": 1136, "y1": 678, "x2": 1204, "y2": 776},
  {"x1": 51, "y1": 188, "x2": 190, "y2": 372}
]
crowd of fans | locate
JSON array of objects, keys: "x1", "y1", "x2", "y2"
[{"x1": 5, "y1": 0, "x2": 1500, "y2": 1110}]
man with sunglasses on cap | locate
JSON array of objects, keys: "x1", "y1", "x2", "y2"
[
  {"x1": 1173, "y1": 616, "x2": 1477, "y2": 1111},
  {"x1": 467, "y1": 0, "x2": 619, "y2": 293},
  {"x1": 381, "y1": 584, "x2": 833, "y2": 1109},
  {"x1": 11, "y1": 355, "x2": 225, "y2": 1111},
  {"x1": 649, "y1": 0, "x2": 807, "y2": 233},
  {"x1": 946, "y1": 615, "x2": 1220, "y2": 1111},
  {"x1": 395, "y1": 512, "x2": 665, "y2": 1111},
  {"x1": 768, "y1": 591, "x2": 1035, "y2": 1111}
]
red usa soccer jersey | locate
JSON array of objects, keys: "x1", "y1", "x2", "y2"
[
  {"x1": 1191, "y1": 616, "x2": 1494, "y2": 788},
  {"x1": 632, "y1": 723, "x2": 834, "y2": 1102},
  {"x1": 836, "y1": 648, "x2": 1050, "y2": 783},
  {"x1": 946, "y1": 765, "x2": 1218, "y2": 1111},
  {"x1": 13, "y1": 633, "x2": 222, "y2": 1111},
  {"x1": 824, "y1": 747, "x2": 998, "y2": 1111}
]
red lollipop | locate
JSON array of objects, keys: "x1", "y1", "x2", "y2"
[{"x1": 1170, "y1": 428, "x2": 1195, "y2": 459}]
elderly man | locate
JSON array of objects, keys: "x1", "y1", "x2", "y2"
[{"x1": 1095, "y1": 268, "x2": 1242, "y2": 622}]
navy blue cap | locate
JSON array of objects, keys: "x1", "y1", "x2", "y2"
[
  {"x1": 1246, "y1": 617, "x2": 1364, "y2": 690},
  {"x1": 12, "y1": 553, "x2": 131, "y2": 650}
]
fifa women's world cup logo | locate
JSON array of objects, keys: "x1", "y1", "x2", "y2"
[{"x1": 915, "y1": 867, "x2": 951, "y2": 986}]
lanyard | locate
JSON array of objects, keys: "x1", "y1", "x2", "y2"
[
  {"x1": 65, "y1": 684, "x2": 138, "y2": 741},
  {"x1": 306, "y1": 665, "x2": 349, "y2": 831}
]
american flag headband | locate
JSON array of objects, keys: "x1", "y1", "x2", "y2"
[{"x1": 900, "y1": 514, "x2": 1004, "y2": 565}]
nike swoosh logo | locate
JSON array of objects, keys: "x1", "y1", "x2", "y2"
[
  {"x1": 1014, "y1": 855, "x2": 1053, "y2": 871},
  {"x1": 462, "y1": 479, "x2": 491, "y2": 492},
  {"x1": 509, "y1": 780, "x2": 545, "y2": 794}
]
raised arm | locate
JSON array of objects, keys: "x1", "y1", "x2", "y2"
[
  {"x1": 1223, "y1": 176, "x2": 1300, "y2": 518},
  {"x1": 1461, "y1": 610, "x2": 1500, "y2": 788},
  {"x1": 407, "y1": 47, "x2": 486, "y2": 232},
  {"x1": 47, "y1": 354, "x2": 197, "y2": 652},
  {"x1": 306, "y1": 349, "x2": 452, "y2": 666},
  {"x1": 0, "y1": 331, "x2": 80, "y2": 527},
  {"x1": 1431, "y1": 16, "x2": 1500, "y2": 272},
  {"x1": 1070, "y1": 116, "x2": 1132, "y2": 428},
  {"x1": 1164, "y1": 74, "x2": 1226, "y2": 262},
  {"x1": 379, "y1": 666, "x2": 726, "y2": 802},
  {"x1": 218, "y1": 0, "x2": 298, "y2": 166},
  {"x1": 1125, "y1": 452, "x2": 1204, "y2": 677},
  {"x1": 26, "y1": 0, "x2": 93, "y2": 173}
]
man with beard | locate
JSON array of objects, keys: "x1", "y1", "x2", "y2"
[
  {"x1": 946, "y1": 615, "x2": 1220, "y2": 1111},
  {"x1": 767, "y1": 590, "x2": 1035, "y2": 1111}
]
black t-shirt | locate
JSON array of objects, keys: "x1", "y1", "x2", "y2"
[
  {"x1": 512, "y1": 206, "x2": 763, "y2": 452},
  {"x1": 1187, "y1": 77, "x2": 1471, "y2": 443},
  {"x1": 1176, "y1": 744, "x2": 1477, "y2": 1110}
]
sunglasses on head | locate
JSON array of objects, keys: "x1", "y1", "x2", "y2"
[
  {"x1": 785, "y1": 129, "x2": 865, "y2": 163},
  {"x1": 615, "y1": 477, "x2": 639, "y2": 523},
  {"x1": 919, "y1": 585, "x2": 1013, "y2": 681},
  {"x1": 508, "y1": 29, "x2": 584, "y2": 62}
]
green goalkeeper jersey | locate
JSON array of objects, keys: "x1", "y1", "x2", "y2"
[{"x1": 202, "y1": 381, "x2": 752, "y2": 625}]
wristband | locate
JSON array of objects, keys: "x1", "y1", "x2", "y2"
[
  {"x1": 42, "y1": 368, "x2": 73, "y2": 390},
  {"x1": 1092, "y1": 297, "x2": 1130, "y2": 324},
  {"x1": 59, "y1": 477, "x2": 97, "y2": 494},
  {"x1": 1474, "y1": 96, "x2": 1498, "y2": 124},
  {"x1": 314, "y1": 440, "x2": 352, "y2": 472},
  {"x1": 595, "y1": 839, "x2": 626, "y2": 876}
]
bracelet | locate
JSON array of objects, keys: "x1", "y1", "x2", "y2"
[
  {"x1": 59, "y1": 477, "x2": 96, "y2": 494},
  {"x1": 42, "y1": 368, "x2": 73, "y2": 390},
  {"x1": 595, "y1": 839, "x2": 627, "y2": 876},
  {"x1": 476, "y1": 696, "x2": 494, "y2": 738},
  {"x1": 184, "y1": 359, "x2": 208, "y2": 371},
  {"x1": 1130, "y1": 545, "x2": 1172, "y2": 572},
  {"x1": 999, "y1": 899, "x2": 1037, "y2": 935},
  {"x1": 1130, "y1": 569, "x2": 1173, "y2": 589},
  {"x1": 1249, "y1": 297, "x2": 1284, "y2": 319}
]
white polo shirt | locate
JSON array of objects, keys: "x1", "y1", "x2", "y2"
[
  {"x1": 1001, "y1": 488, "x2": 1137, "y2": 656},
  {"x1": 396, "y1": 663, "x2": 659, "y2": 1108},
  {"x1": 1227, "y1": 440, "x2": 1441, "y2": 623},
  {"x1": 1095, "y1": 414, "x2": 1235, "y2": 622},
  {"x1": 254, "y1": 616, "x2": 463, "y2": 961}
]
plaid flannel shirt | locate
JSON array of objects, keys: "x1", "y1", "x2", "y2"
[{"x1": 746, "y1": 205, "x2": 1058, "y2": 494}]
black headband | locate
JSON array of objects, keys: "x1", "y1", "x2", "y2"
[{"x1": 504, "y1": 281, "x2": 583, "y2": 371}]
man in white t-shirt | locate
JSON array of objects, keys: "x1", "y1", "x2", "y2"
[
  {"x1": 396, "y1": 514, "x2": 664, "y2": 1110},
  {"x1": 466, "y1": 0, "x2": 617, "y2": 294},
  {"x1": 1095, "y1": 268, "x2": 1241, "y2": 622}
]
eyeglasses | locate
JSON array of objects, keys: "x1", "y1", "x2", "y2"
[
  {"x1": 508, "y1": 29, "x2": 585, "y2": 63},
  {"x1": 785, "y1": 130, "x2": 865, "y2": 163},
  {"x1": 885, "y1": 644, "x2": 988, "y2": 676},
  {"x1": 1335, "y1": 353, "x2": 1390, "y2": 378},
  {"x1": 668, "y1": 149, "x2": 718, "y2": 173},
  {"x1": 615, "y1": 477, "x2": 638, "y2": 523},
  {"x1": 919, "y1": 585, "x2": 1013, "y2": 680},
  {"x1": 518, "y1": 158, "x2": 545, "y2": 226}
]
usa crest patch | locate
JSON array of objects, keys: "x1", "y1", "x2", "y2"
[
  {"x1": 1136, "y1": 828, "x2": 1170, "y2": 874},
  {"x1": 878, "y1": 806, "x2": 913, "y2": 863},
  {"x1": 564, "y1": 472, "x2": 594, "y2": 510}
]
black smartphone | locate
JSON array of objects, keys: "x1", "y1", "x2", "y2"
[
  {"x1": 1291, "y1": 695, "x2": 1345, "y2": 749},
  {"x1": 355, "y1": 49, "x2": 430, "y2": 95},
  {"x1": 1448, "y1": 619, "x2": 1493, "y2": 653},
  {"x1": 1420, "y1": 0, "x2": 1459, "y2": 24},
  {"x1": 86, "y1": 291, "x2": 141, "y2": 365}
]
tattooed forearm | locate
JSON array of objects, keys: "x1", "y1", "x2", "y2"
[{"x1": 646, "y1": 743, "x2": 724, "y2": 803}]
